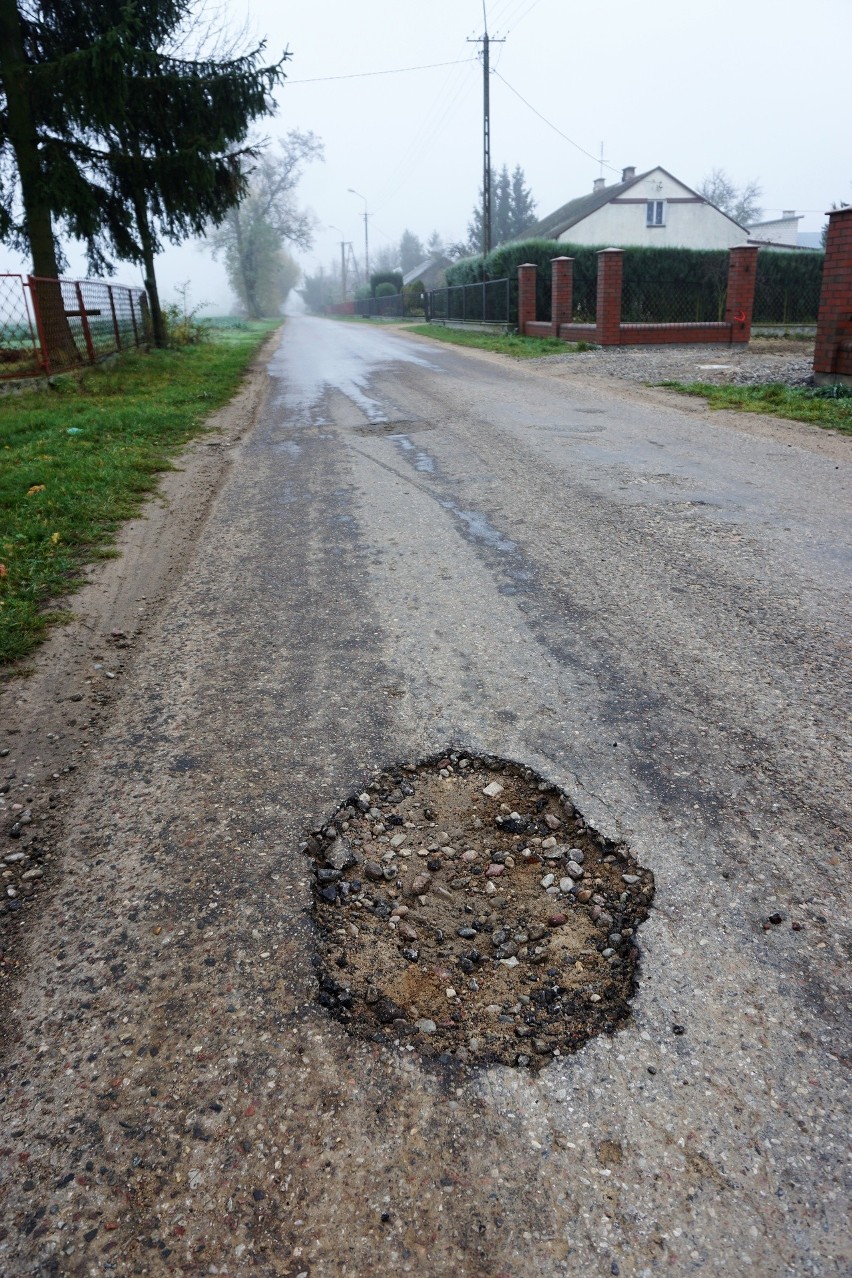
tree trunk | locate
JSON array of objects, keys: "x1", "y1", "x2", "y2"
[
  {"x1": 232, "y1": 210, "x2": 261, "y2": 319},
  {"x1": 131, "y1": 188, "x2": 166, "y2": 347},
  {"x1": 0, "y1": 0, "x2": 78, "y2": 368}
]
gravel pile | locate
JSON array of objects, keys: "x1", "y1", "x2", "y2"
[
  {"x1": 305, "y1": 753, "x2": 654, "y2": 1070},
  {"x1": 535, "y1": 343, "x2": 815, "y2": 387}
]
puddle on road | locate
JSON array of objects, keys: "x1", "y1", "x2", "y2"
[
  {"x1": 439, "y1": 501, "x2": 517, "y2": 554},
  {"x1": 389, "y1": 434, "x2": 436, "y2": 474},
  {"x1": 304, "y1": 753, "x2": 655, "y2": 1070}
]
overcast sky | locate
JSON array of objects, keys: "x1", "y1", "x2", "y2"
[{"x1": 5, "y1": 0, "x2": 850, "y2": 312}]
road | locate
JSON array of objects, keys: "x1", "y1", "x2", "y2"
[{"x1": 1, "y1": 315, "x2": 849, "y2": 1276}]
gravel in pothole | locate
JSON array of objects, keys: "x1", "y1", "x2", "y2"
[{"x1": 305, "y1": 753, "x2": 655, "y2": 1069}]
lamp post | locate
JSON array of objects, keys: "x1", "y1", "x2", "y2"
[{"x1": 348, "y1": 188, "x2": 370, "y2": 284}]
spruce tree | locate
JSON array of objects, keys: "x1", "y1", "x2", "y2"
[
  {"x1": 466, "y1": 163, "x2": 537, "y2": 253},
  {"x1": 0, "y1": 0, "x2": 286, "y2": 350},
  {"x1": 509, "y1": 164, "x2": 536, "y2": 238}
]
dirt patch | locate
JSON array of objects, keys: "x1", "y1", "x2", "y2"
[
  {"x1": 306, "y1": 752, "x2": 655, "y2": 1069},
  {"x1": 0, "y1": 333, "x2": 279, "y2": 974}
]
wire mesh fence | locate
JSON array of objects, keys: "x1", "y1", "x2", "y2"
[
  {"x1": 621, "y1": 279, "x2": 727, "y2": 324},
  {"x1": 752, "y1": 277, "x2": 823, "y2": 325},
  {"x1": 0, "y1": 275, "x2": 40, "y2": 379},
  {"x1": 0, "y1": 275, "x2": 149, "y2": 379}
]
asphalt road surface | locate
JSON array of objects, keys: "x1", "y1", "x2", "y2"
[{"x1": 1, "y1": 316, "x2": 849, "y2": 1277}]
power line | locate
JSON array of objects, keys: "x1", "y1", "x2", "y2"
[
  {"x1": 372, "y1": 52, "x2": 478, "y2": 213},
  {"x1": 493, "y1": 69, "x2": 622, "y2": 172},
  {"x1": 286, "y1": 58, "x2": 476, "y2": 84}
]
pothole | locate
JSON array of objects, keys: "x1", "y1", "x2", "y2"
[
  {"x1": 354, "y1": 419, "x2": 436, "y2": 437},
  {"x1": 305, "y1": 753, "x2": 655, "y2": 1069}
]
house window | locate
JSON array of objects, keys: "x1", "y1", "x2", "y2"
[{"x1": 646, "y1": 200, "x2": 665, "y2": 227}]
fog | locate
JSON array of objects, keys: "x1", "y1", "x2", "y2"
[{"x1": 2, "y1": 0, "x2": 849, "y2": 314}]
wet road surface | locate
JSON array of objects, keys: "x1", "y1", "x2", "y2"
[{"x1": 1, "y1": 315, "x2": 850, "y2": 1276}]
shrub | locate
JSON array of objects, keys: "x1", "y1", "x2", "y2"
[
  {"x1": 375, "y1": 282, "x2": 398, "y2": 299},
  {"x1": 370, "y1": 271, "x2": 403, "y2": 297}
]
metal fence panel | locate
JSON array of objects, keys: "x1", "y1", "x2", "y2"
[
  {"x1": 425, "y1": 278, "x2": 512, "y2": 326},
  {"x1": 0, "y1": 275, "x2": 148, "y2": 378}
]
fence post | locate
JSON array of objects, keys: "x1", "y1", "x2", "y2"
[
  {"x1": 724, "y1": 245, "x2": 759, "y2": 344},
  {"x1": 551, "y1": 256, "x2": 573, "y2": 337},
  {"x1": 74, "y1": 282, "x2": 96, "y2": 364},
  {"x1": 27, "y1": 276, "x2": 53, "y2": 375},
  {"x1": 517, "y1": 263, "x2": 537, "y2": 334},
  {"x1": 128, "y1": 291, "x2": 140, "y2": 346},
  {"x1": 596, "y1": 249, "x2": 623, "y2": 345},
  {"x1": 107, "y1": 285, "x2": 122, "y2": 351},
  {"x1": 813, "y1": 205, "x2": 852, "y2": 385}
]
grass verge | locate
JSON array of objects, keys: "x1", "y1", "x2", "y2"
[
  {"x1": 405, "y1": 324, "x2": 594, "y2": 358},
  {"x1": 0, "y1": 320, "x2": 279, "y2": 667},
  {"x1": 659, "y1": 381, "x2": 852, "y2": 435}
]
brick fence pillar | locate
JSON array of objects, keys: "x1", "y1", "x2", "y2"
[
  {"x1": 814, "y1": 205, "x2": 852, "y2": 385},
  {"x1": 551, "y1": 257, "x2": 573, "y2": 336},
  {"x1": 517, "y1": 263, "x2": 537, "y2": 334},
  {"x1": 596, "y1": 249, "x2": 623, "y2": 345},
  {"x1": 724, "y1": 244, "x2": 759, "y2": 343}
]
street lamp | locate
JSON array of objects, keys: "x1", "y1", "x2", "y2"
[{"x1": 348, "y1": 188, "x2": 370, "y2": 283}]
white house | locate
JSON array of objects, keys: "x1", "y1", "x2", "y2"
[
  {"x1": 745, "y1": 212, "x2": 820, "y2": 252},
  {"x1": 746, "y1": 211, "x2": 800, "y2": 247},
  {"x1": 520, "y1": 166, "x2": 750, "y2": 250}
]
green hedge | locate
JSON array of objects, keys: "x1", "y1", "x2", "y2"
[
  {"x1": 754, "y1": 250, "x2": 824, "y2": 324},
  {"x1": 447, "y1": 240, "x2": 824, "y2": 325}
]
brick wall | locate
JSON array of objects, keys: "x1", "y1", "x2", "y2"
[
  {"x1": 519, "y1": 246, "x2": 759, "y2": 346},
  {"x1": 724, "y1": 245, "x2": 759, "y2": 344},
  {"x1": 518, "y1": 264, "x2": 538, "y2": 333},
  {"x1": 551, "y1": 257, "x2": 573, "y2": 336},
  {"x1": 814, "y1": 206, "x2": 852, "y2": 384},
  {"x1": 596, "y1": 249, "x2": 623, "y2": 345}
]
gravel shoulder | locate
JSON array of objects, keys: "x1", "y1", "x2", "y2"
[{"x1": 0, "y1": 341, "x2": 275, "y2": 965}]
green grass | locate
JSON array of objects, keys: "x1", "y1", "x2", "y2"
[
  {"x1": 405, "y1": 324, "x2": 594, "y2": 358},
  {"x1": 659, "y1": 381, "x2": 852, "y2": 435},
  {"x1": 0, "y1": 320, "x2": 279, "y2": 666}
]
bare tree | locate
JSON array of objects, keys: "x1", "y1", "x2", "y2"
[
  {"x1": 699, "y1": 169, "x2": 763, "y2": 226},
  {"x1": 207, "y1": 130, "x2": 323, "y2": 317}
]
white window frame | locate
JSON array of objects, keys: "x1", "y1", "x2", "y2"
[{"x1": 646, "y1": 200, "x2": 666, "y2": 227}]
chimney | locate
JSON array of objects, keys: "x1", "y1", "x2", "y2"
[
  {"x1": 621, "y1": 166, "x2": 636, "y2": 182},
  {"x1": 593, "y1": 177, "x2": 606, "y2": 193},
  {"x1": 782, "y1": 210, "x2": 795, "y2": 218}
]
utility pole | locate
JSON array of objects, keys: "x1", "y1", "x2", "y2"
[
  {"x1": 329, "y1": 226, "x2": 352, "y2": 301},
  {"x1": 348, "y1": 188, "x2": 370, "y2": 282},
  {"x1": 468, "y1": 21, "x2": 505, "y2": 256}
]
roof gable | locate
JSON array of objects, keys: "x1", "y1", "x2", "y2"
[
  {"x1": 519, "y1": 169, "x2": 654, "y2": 241},
  {"x1": 518, "y1": 166, "x2": 748, "y2": 240}
]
